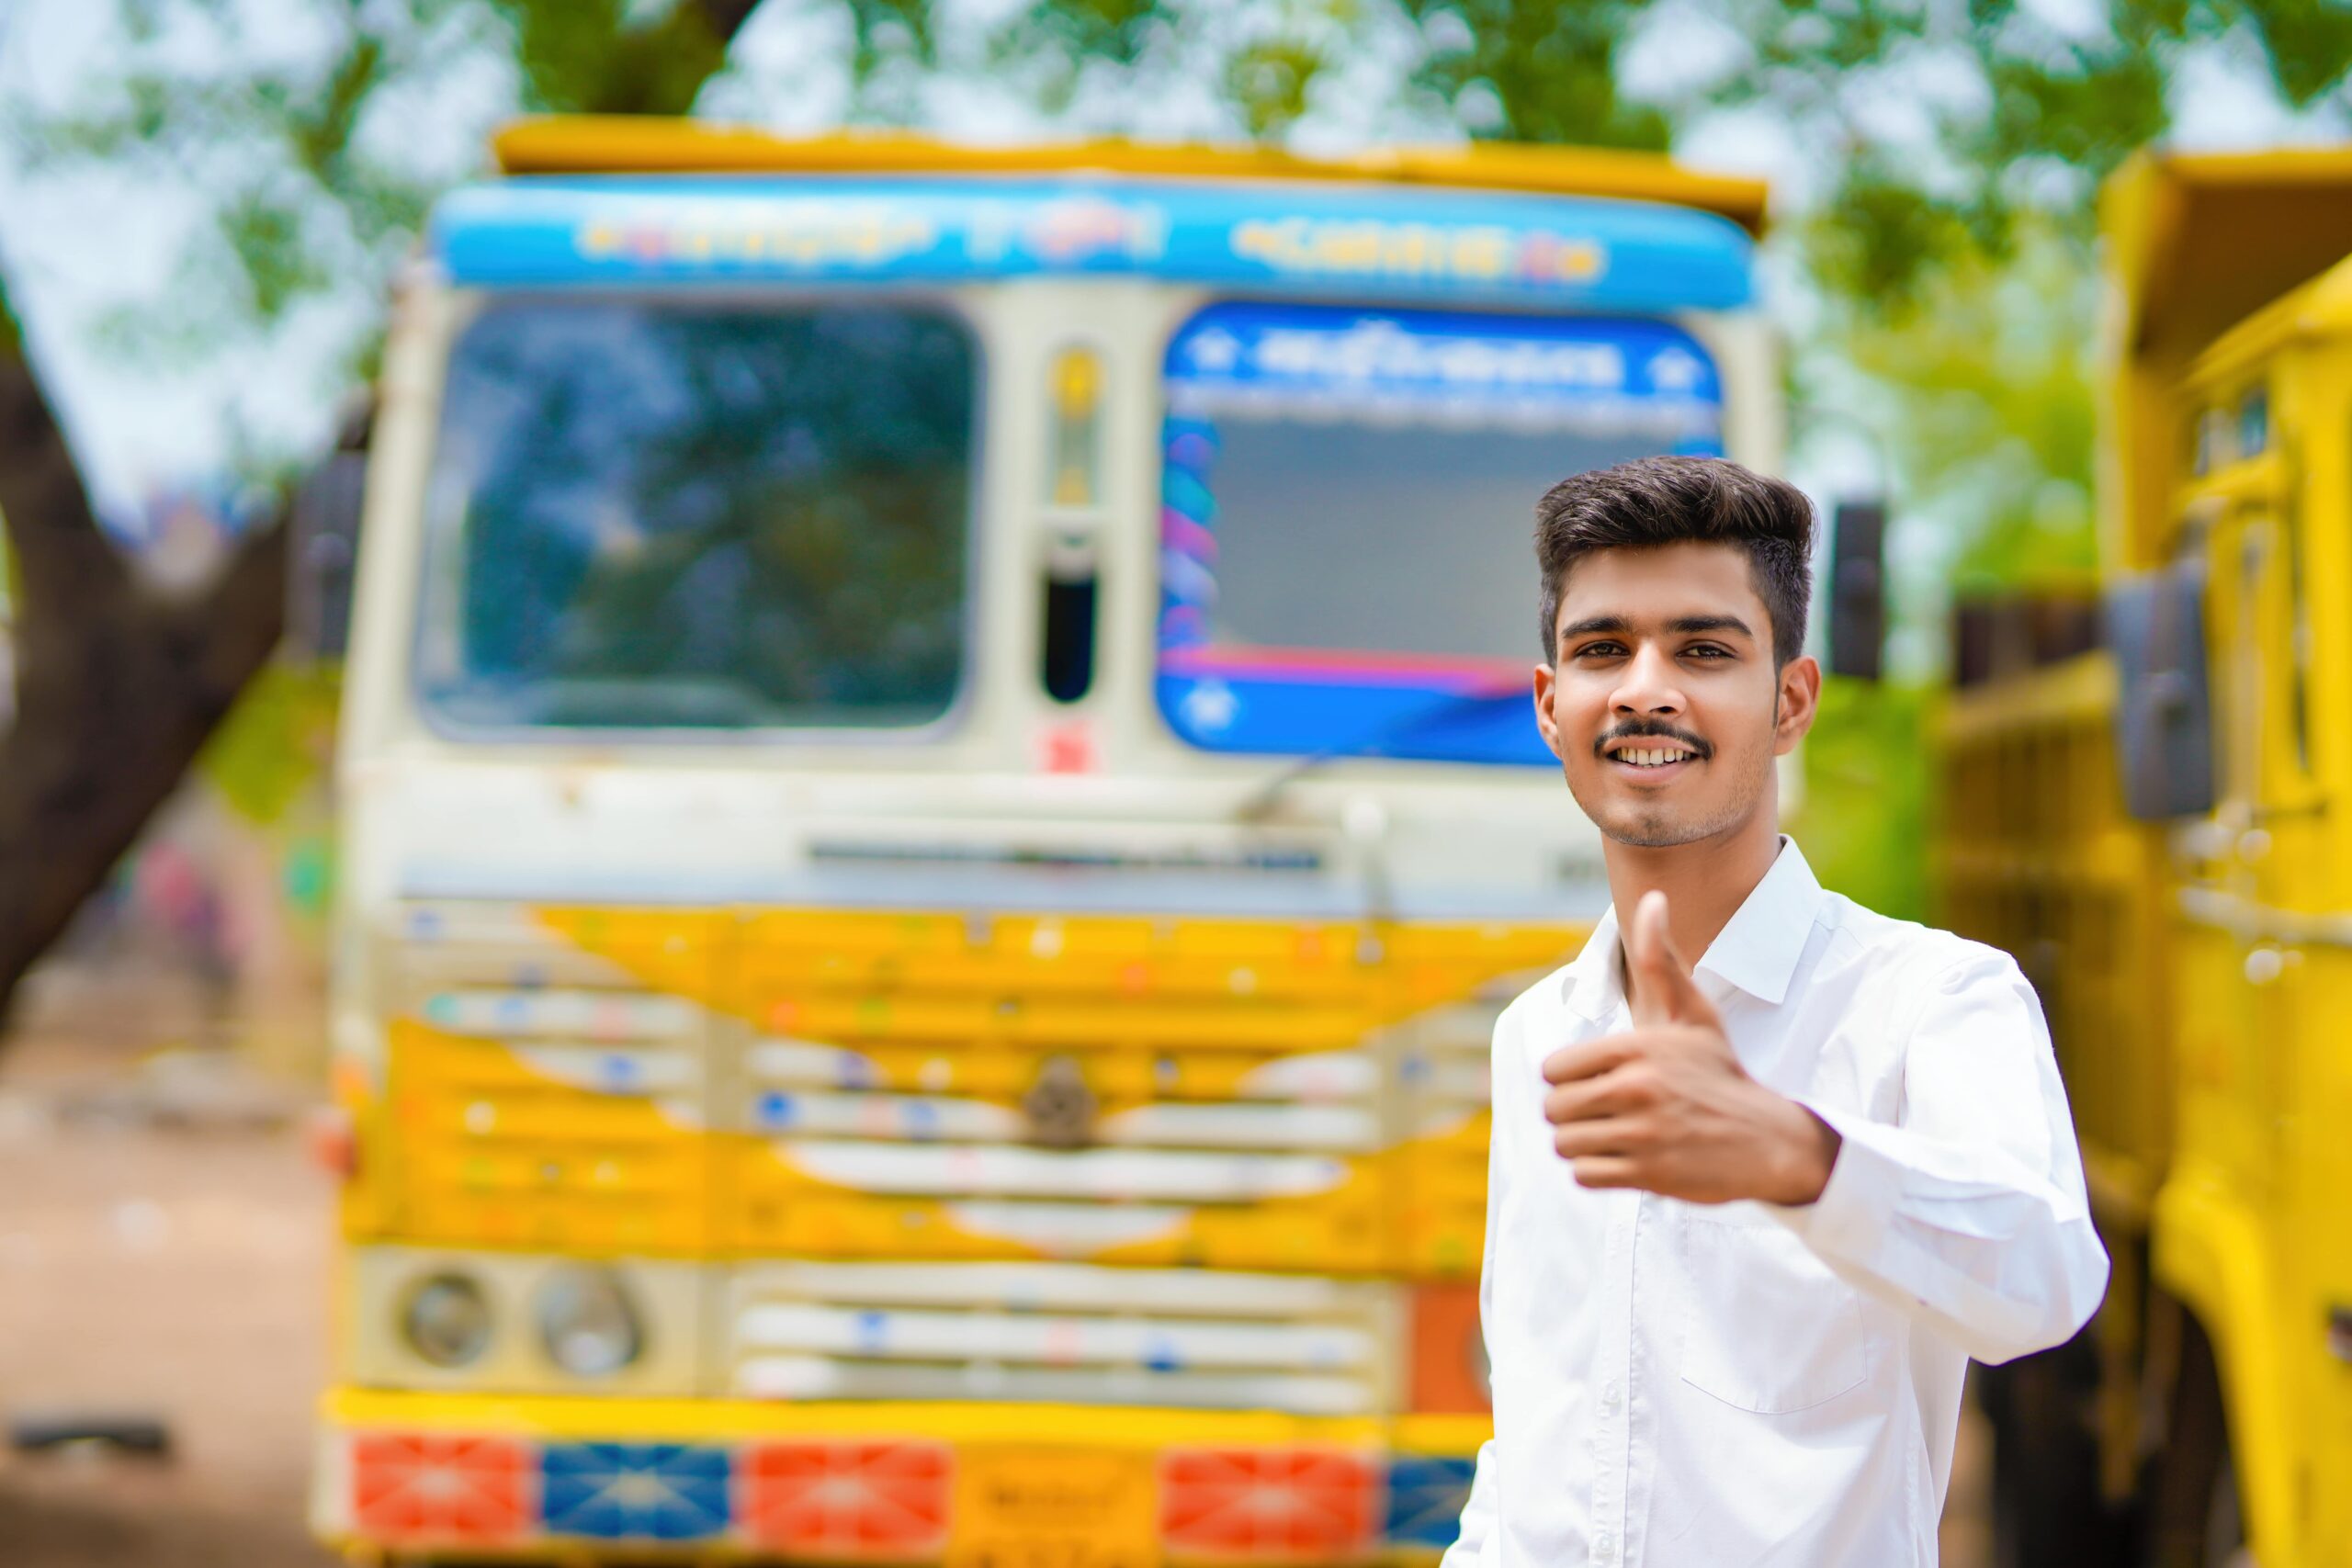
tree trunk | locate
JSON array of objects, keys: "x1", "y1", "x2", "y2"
[{"x1": 0, "y1": 351, "x2": 288, "y2": 1027}]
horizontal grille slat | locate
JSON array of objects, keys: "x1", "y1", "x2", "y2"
[
  {"x1": 743, "y1": 1040, "x2": 1376, "y2": 1103},
  {"x1": 419, "y1": 987, "x2": 701, "y2": 1040},
  {"x1": 737, "y1": 1304, "x2": 1371, "y2": 1371},
  {"x1": 728, "y1": 1260, "x2": 1389, "y2": 1416},
  {"x1": 744, "y1": 1260, "x2": 1357, "y2": 1314},
  {"x1": 746, "y1": 1091, "x2": 1377, "y2": 1152},
  {"x1": 737, "y1": 1358, "x2": 1373, "y2": 1416},
  {"x1": 775, "y1": 1141, "x2": 1354, "y2": 1201},
  {"x1": 1098, "y1": 1101, "x2": 1378, "y2": 1151}
]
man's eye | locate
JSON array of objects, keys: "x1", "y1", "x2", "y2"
[
  {"x1": 1685, "y1": 645, "x2": 1732, "y2": 660},
  {"x1": 1576, "y1": 643, "x2": 1626, "y2": 658}
]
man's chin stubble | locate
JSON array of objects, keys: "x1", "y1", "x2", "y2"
[
  {"x1": 1598, "y1": 807, "x2": 1728, "y2": 848},
  {"x1": 1571, "y1": 782, "x2": 1757, "y2": 850}
]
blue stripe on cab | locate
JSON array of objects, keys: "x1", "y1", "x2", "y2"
[{"x1": 430, "y1": 176, "x2": 1754, "y2": 313}]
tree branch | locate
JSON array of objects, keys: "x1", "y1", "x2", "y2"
[{"x1": 685, "y1": 0, "x2": 764, "y2": 43}]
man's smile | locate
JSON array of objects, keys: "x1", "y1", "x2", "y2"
[{"x1": 1596, "y1": 731, "x2": 1710, "y2": 781}]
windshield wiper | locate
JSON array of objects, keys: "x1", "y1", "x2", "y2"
[{"x1": 1232, "y1": 683, "x2": 1529, "y2": 823}]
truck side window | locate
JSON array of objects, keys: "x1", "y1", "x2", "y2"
[{"x1": 2238, "y1": 386, "x2": 2268, "y2": 457}]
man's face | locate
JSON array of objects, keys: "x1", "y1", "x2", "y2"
[{"x1": 1532, "y1": 540, "x2": 1818, "y2": 850}]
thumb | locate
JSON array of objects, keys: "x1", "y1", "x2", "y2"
[{"x1": 1626, "y1": 890, "x2": 1707, "y2": 1027}]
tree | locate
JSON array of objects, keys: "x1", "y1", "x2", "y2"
[
  {"x1": 0, "y1": 0, "x2": 764, "y2": 1028},
  {"x1": 973, "y1": 0, "x2": 2352, "y2": 457}
]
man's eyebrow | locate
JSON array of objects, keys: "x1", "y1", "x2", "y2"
[
  {"x1": 1557, "y1": 615, "x2": 1633, "y2": 640},
  {"x1": 1667, "y1": 615, "x2": 1755, "y2": 639},
  {"x1": 1555, "y1": 614, "x2": 1756, "y2": 640}
]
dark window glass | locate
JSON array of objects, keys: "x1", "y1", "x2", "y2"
[
  {"x1": 1198, "y1": 420, "x2": 1674, "y2": 662},
  {"x1": 1160, "y1": 303, "x2": 1723, "y2": 671},
  {"x1": 418, "y1": 300, "x2": 976, "y2": 732}
]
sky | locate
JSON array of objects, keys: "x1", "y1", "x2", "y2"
[{"x1": 0, "y1": 0, "x2": 2342, "y2": 580}]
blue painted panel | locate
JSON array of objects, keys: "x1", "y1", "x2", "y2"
[
  {"x1": 1385, "y1": 1454, "x2": 1478, "y2": 1549},
  {"x1": 1157, "y1": 673, "x2": 1551, "y2": 766},
  {"x1": 540, "y1": 1442, "x2": 731, "y2": 1540},
  {"x1": 430, "y1": 176, "x2": 1753, "y2": 312}
]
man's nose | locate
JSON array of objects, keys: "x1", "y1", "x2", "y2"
[{"x1": 1611, "y1": 644, "x2": 1686, "y2": 716}]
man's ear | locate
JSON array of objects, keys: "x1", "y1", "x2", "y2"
[
  {"x1": 1773, "y1": 653, "x2": 1822, "y2": 756},
  {"x1": 1532, "y1": 660, "x2": 1565, "y2": 761}
]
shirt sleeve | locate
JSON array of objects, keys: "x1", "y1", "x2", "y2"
[{"x1": 1770, "y1": 948, "x2": 2110, "y2": 1365}]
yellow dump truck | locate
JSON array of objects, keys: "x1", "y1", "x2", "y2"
[
  {"x1": 304, "y1": 118, "x2": 1790, "y2": 1562},
  {"x1": 1939, "y1": 149, "x2": 2352, "y2": 1567}
]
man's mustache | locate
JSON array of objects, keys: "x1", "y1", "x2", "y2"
[{"x1": 1592, "y1": 721, "x2": 1713, "y2": 761}]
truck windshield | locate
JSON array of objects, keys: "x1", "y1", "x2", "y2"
[
  {"x1": 1158, "y1": 301, "x2": 1724, "y2": 763},
  {"x1": 416, "y1": 299, "x2": 976, "y2": 733}
]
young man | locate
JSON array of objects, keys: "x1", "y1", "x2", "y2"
[{"x1": 1444, "y1": 457, "x2": 2108, "y2": 1566}]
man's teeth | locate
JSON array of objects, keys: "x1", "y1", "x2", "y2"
[{"x1": 1617, "y1": 747, "x2": 1693, "y2": 767}]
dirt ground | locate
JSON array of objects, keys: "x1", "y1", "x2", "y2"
[
  {"x1": 0, "y1": 964, "x2": 1992, "y2": 1568},
  {"x1": 0, "y1": 967, "x2": 335, "y2": 1568}
]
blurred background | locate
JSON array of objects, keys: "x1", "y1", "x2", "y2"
[{"x1": 1, "y1": 2, "x2": 2348, "y2": 1566}]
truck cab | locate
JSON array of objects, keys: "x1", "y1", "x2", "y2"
[{"x1": 313, "y1": 118, "x2": 1779, "y2": 1563}]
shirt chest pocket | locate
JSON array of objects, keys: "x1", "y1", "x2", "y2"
[{"x1": 1676, "y1": 1207, "x2": 1871, "y2": 1414}]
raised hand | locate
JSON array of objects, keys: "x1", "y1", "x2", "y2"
[{"x1": 1539, "y1": 891, "x2": 1839, "y2": 1205}]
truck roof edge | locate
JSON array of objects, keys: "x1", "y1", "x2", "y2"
[
  {"x1": 2100, "y1": 144, "x2": 2352, "y2": 570},
  {"x1": 490, "y1": 114, "x2": 1772, "y2": 237}
]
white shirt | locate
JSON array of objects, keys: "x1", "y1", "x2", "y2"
[{"x1": 1445, "y1": 838, "x2": 2109, "y2": 1568}]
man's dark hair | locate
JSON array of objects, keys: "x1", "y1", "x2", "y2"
[{"x1": 1534, "y1": 456, "x2": 1815, "y2": 666}]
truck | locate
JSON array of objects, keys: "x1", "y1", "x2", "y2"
[
  {"x1": 1938, "y1": 147, "x2": 2352, "y2": 1568},
  {"x1": 305, "y1": 117, "x2": 1792, "y2": 1563}
]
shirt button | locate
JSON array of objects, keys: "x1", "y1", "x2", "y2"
[
  {"x1": 1595, "y1": 1529, "x2": 1616, "y2": 1561},
  {"x1": 1601, "y1": 1381, "x2": 1622, "y2": 1411}
]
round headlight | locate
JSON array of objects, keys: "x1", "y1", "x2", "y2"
[
  {"x1": 402, "y1": 1272, "x2": 492, "y2": 1369},
  {"x1": 537, "y1": 1267, "x2": 643, "y2": 1377}
]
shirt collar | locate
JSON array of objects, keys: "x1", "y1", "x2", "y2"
[
  {"x1": 1559, "y1": 905, "x2": 1627, "y2": 1021},
  {"x1": 1559, "y1": 837, "x2": 1825, "y2": 1020}
]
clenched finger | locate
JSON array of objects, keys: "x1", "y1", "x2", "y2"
[
  {"x1": 1568, "y1": 1155, "x2": 1644, "y2": 1190},
  {"x1": 1540, "y1": 1035, "x2": 1641, "y2": 1086},
  {"x1": 1550, "y1": 1116, "x2": 1648, "y2": 1161},
  {"x1": 1543, "y1": 1069, "x2": 1650, "y2": 1125}
]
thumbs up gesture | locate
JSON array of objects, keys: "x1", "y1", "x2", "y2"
[
  {"x1": 1539, "y1": 891, "x2": 1839, "y2": 1206},
  {"x1": 1623, "y1": 888, "x2": 1719, "y2": 1033}
]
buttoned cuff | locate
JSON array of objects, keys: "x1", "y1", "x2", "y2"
[{"x1": 1768, "y1": 1099, "x2": 1904, "y2": 1266}]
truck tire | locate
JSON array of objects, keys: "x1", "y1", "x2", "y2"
[
  {"x1": 1983, "y1": 1325, "x2": 2133, "y2": 1568},
  {"x1": 2139, "y1": 1316, "x2": 2252, "y2": 1568}
]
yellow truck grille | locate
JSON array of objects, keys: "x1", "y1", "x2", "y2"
[
  {"x1": 720, "y1": 910, "x2": 1540, "y2": 1273},
  {"x1": 369, "y1": 902, "x2": 1573, "y2": 1280}
]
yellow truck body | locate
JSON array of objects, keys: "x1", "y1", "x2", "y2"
[
  {"x1": 1939, "y1": 148, "x2": 2352, "y2": 1566},
  {"x1": 309, "y1": 118, "x2": 1781, "y2": 1562}
]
